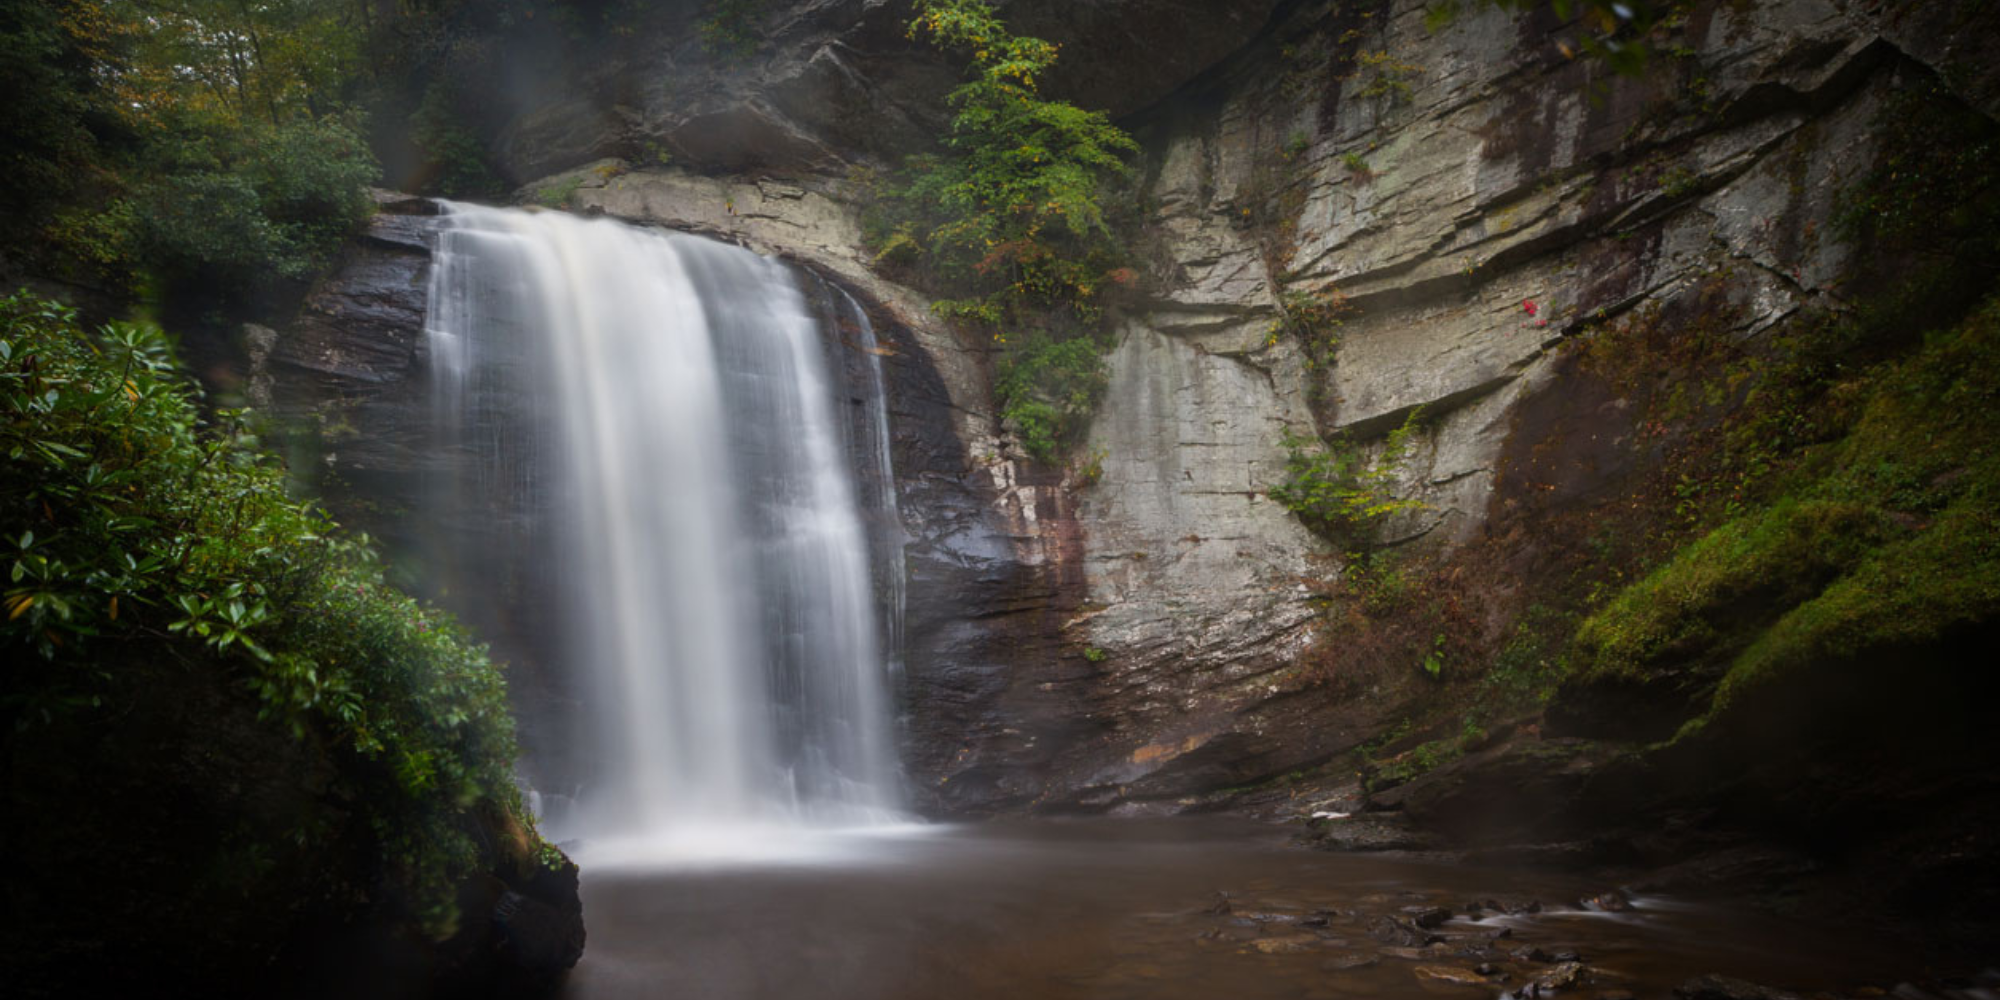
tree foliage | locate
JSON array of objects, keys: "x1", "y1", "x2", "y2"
[
  {"x1": 1, "y1": 0, "x2": 379, "y2": 303},
  {"x1": 870, "y1": 0, "x2": 1140, "y2": 463},
  {"x1": 886, "y1": 0, "x2": 1140, "y2": 326}
]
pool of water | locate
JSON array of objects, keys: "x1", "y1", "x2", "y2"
[{"x1": 560, "y1": 817, "x2": 1934, "y2": 1000}]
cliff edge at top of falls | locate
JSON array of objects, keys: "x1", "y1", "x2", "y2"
[{"x1": 255, "y1": 0, "x2": 2000, "y2": 936}]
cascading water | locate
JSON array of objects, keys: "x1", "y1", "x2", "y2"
[{"x1": 424, "y1": 203, "x2": 905, "y2": 861}]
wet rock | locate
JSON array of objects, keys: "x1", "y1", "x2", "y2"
[
  {"x1": 1405, "y1": 906, "x2": 1454, "y2": 930},
  {"x1": 1512, "y1": 947, "x2": 1553, "y2": 964},
  {"x1": 1368, "y1": 915, "x2": 1430, "y2": 948},
  {"x1": 1418, "y1": 965, "x2": 1493, "y2": 988},
  {"x1": 1536, "y1": 962, "x2": 1586, "y2": 991},
  {"x1": 1476, "y1": 963, "x2": 1501, "y2": 976},
  {"x1": 1322, "y1": 952, "x2": 1381, "y2": 971},
  {"x1": 438, "y1": 851, "x2": 586, "y2": 995},
  {"x1": 1385, "y1": 946, "x2": 1446, "y2": 961},
  {"x1": 1251, "y1": 934, "x2": 1323, "y2": 955},
  {"x1": 1674, "y1": 974, "x2": 1805, "y2": 1000},
  {"x1": 1551, "y1": 951, "x2": 1583, "y2": 963},
  {"x1": 1302, "y1": 812, "x2": 1447, "y2": 853},
  {"x1": 1582, "y1": 890, "x2": 1633, "y2": 913},
  {"x1": 1206, "y1": 891, "x2": 1235, "y2": 915}
]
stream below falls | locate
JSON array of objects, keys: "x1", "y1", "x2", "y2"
[{"x1": 562, "y1": 818, "x2": 1925, "y2": 1000}]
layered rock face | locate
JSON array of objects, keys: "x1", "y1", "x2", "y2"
[
  {"x1": 476, "y1": 0, "x2": 1282, "y2": 183},
  {"x1": 268, "y1": 0, "x2": 1995, "y2": 817}
]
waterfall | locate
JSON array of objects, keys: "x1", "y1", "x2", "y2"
[{"x1": 424, "y1": 203, "x2": 906, "y2": 860}]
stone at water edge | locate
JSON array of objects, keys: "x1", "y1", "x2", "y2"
[
  {"x1": 1417, "y1": 964, "x2": 1495, "y2": 987},
  {"x1": 1534, "y1": 961, "x2": 1585, "y2": 991},
  {"x1": 1252, "y1": 935, "x2": 1324, "y2": 954},
  {"x1": 1583, "y1": 889, "x2": 1633, "y2": 912},
  {"x1": 1321, "y1": 951, "x2": 1381, "y2": 971},
  {"x1": 1674, "y1": 974, "x2": 1807, "y2": 1000}
]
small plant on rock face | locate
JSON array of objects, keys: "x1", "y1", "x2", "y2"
[
  {"x1": 1350, "y1": 50, "x2": 1425, "y2": 104},
  {"x1": 698, "y1": 0, "x2": 768, "y2": 57},
  {"x1": 1657, "y1": 165, "x2": 1701, "y2": 199},
  {"x1": 1421, "y1": 632, "x2": 1447, "y2": 678},
  {"x1": 1270, "y1": 408, "x2": 1428, "y2": 550},
  {"x1": 998, "y1": 334, "x2": 1110, "y2": 464},
  {"x1": 1073, "y1": 447, "x2": 1108, "y2": 487}
]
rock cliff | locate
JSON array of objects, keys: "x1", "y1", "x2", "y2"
[{"x1": 262, "y1": 0, "x2": 1998, "y2": 822}]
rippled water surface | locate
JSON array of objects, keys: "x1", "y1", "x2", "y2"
[{"x1": 563, "y1": 818, "x2": 1919, "y2": 1000}]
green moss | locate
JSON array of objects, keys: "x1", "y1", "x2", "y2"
[
  {"x1": 1710, "y1": 500, "x2": 2000, "y2": 722},
  {"x1": 534, "y1": 174, "x2": 586, "y2": 209},
  {"x1": 1364, "y1": 734, "x2": 1465, "y2": 793},
  {"x1": 1572, "y1": 498, "x2": 1892, "y2": 684},
  {"x1": 1569, "y1": 296, "x2": 2000, "y2": 737}
]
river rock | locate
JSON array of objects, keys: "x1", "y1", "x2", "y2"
[
  {"x1": 1323, "y1": 951, "x2": 1382, "y2": 971},
  {"x1": 1582, "y1": 890, "x2": 1633, "y2": 913},
  {"x1": 1536, "y1": 962, "x2": 1586, "y2": 989},
  {"x1": 1675, "y1": 974, "x2": 1806, "y2": 1000},
  {"x1": 1418, "y1": 965, "x2": 1494, "y2": 987},
  {"x1": 1252, "y1": 934, "x2": 1325, "y2": 954}
]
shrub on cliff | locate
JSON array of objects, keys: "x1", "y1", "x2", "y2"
[
  {"x1": 0, "y1": 291, "x2": 550, "y2": 950},
  {"x1": 871, "y1": 0, "x2": 1139, "y2": 463}
]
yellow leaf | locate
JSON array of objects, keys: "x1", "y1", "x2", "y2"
[
  {"x1": 109, "y1": 596, "x2": 119, "y2": 621},
  {"x1": 124, "y1": 379, "x2": 138, "y2": 402},
  {"x1": 7, "y1": 594, "x2": 33, "y2": 620}
]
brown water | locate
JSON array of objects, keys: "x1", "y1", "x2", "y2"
[{"x1": 563, "y1": 818, "x2": 1923, "y2": 1000}]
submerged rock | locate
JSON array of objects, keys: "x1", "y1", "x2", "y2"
[
  {"x1": 1674, "y1": 975, "x2": 1806, "y2": 1000},
  {"x1": 1582, "y1": 890, "x2": 1633, "y2": 913},
  {"x1": 1417, "y1": 964, "x2": 1493, "y2": 987}
]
